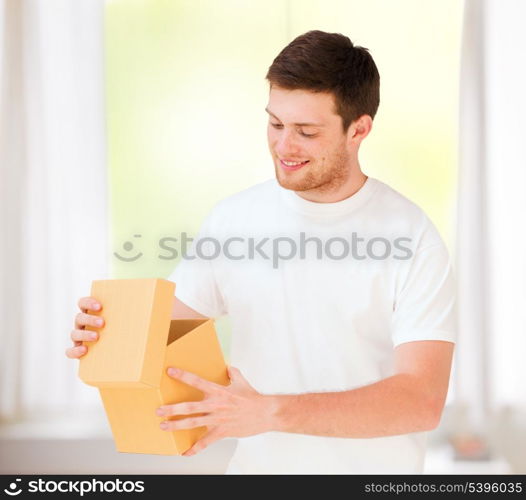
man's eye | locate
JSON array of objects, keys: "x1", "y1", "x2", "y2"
[
  {"x1": 300, "y1": 131, "x2": 317, "y2": 138},
  {"x1": 270, "y1": 122, "x2": 283, "y2": 129}
]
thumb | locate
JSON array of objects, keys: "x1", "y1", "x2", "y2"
[
  {"x1": 227, "y1": 365, "x2": 241, "y2": 380},
  {"x1": 227, "y1": 365, "x2": 257, "y2": 393},
  {"x1": 227, "y1": 365, "x2": 251, "y2": 387}
]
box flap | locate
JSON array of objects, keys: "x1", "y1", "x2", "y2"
[{"x1": 78, "y1": 278, "x2": 175, "y2": 387}]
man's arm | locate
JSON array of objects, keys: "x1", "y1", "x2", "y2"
[
  {"x1": 269, "y1": 340, "x2": 455, "y2": 438},
  {"x1": 158, "y1": 340, "x2": 455, "y2": 455}
]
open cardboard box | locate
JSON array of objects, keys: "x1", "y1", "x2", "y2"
[{"x1": 78, "y1": 278, "x2": 229, "y2": 455}]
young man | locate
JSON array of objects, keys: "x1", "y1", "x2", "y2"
[{"x1": 68, "y1": 30, "x2": 456, "y2": 474}]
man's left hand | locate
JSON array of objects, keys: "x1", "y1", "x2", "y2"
[{"x1": 156, "y1": 365, "x2": 275, "y2": 456}]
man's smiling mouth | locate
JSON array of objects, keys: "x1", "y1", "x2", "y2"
[{"x1": 279, "y1": 159, "x2": 310, "y2": 171}]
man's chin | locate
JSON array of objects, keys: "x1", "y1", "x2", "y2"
[
  {"x1": 275, "y1": 168, "x2": 310, "y2": 192},
  {"x1": 276, "y1": 177, "x2": 303, "y2": 192}
]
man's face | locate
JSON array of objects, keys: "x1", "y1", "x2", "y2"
[{"x1": 266, "y1": 86, "x2": 351, "y2": 194}]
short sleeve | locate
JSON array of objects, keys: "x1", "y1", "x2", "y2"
[
  {"x1": 391, "y1": 232, "x2": 457, "y2": 348},
  {"x1": 167, "y1": 210, "x2": 227, "y2": 318}
]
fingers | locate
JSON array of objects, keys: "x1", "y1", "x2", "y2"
[
  {"x1": 67, "y1": 297, "x2": 103, "y2": 360},
  {"x1": 182, "y1": 429, "x2": 222, "y2": 456},
  {"x1": 76, "y1": 297, "x2": 103, "y2": 329},
  {"x1": 70, "y1": 329, "x2": 99, "y2": 343},
  {"x1": 78, "y1": 297, "x2": 102, "y2": 313},
  {"x1": 159, "y1": 415, "x2": 214, "y2": 431},
  {"x1": 156, "y1": 401, "x2": 217, "y2": 417},
  {"x1": 167, "y1": 367, "x2": 223, "y2": 394},
  {"x1": 65, "y1": 344, "x2": 88, "y2": 359},
  {"x1": 75, "y1": 312, "x2": 104, "y2": 330}
]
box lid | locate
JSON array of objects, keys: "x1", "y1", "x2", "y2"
[{"x1": 78, "y1": 278, "x2": 175, "y2": 387}]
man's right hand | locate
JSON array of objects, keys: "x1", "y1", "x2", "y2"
[{"x1": 65, "y1": 297, "x2": 104, "y2": 359}]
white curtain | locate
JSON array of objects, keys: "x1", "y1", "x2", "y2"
[
  {"x1": 0, "y1": 0, "x2": 108, "y2": 425},
  {"x1": 456, "y1": 0, "x2": 526, "y2": 433}
]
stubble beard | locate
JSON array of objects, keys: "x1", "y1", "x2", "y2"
[{"x1": 275, "y1": 148, "x2": 351, "y2": 195}]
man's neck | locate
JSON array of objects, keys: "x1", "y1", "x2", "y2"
[{"x1": 295, "y1": 169, "x2": 368, "y2": 203}]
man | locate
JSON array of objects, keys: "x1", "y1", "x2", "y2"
[{"x1": 67, "y1": 30, "x2": 456, "y2": 474}]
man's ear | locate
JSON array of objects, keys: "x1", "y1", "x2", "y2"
[{"x1": 347, "y1": 115, "x2": 373, "y2": 145}]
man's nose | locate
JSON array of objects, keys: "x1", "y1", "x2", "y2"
[{"x1": 275, "y1": 129, "x2": 301, "y2": 157}]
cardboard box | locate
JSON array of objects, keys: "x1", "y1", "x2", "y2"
[{"x1": 78, "y1": 278, "x2": 229, "y2": 455}]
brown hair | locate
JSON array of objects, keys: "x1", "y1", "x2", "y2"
[{"x1": 266, "y1": 30, "x2": 380, "y2": 132}]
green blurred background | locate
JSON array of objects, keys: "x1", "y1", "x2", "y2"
[{"x1": 105, "y1": 0, "x2": 462, "y2": 357}]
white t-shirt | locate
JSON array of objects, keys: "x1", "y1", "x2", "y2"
[{"x1": 168, "y1": 176, "x2": 456, "y2": 474}]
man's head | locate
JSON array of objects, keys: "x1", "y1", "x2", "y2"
[{"x1": 265, "y1": 30, "x2": 380, "y2": 199}]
